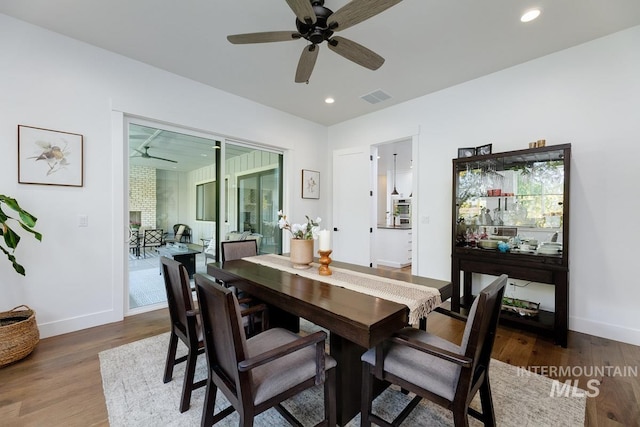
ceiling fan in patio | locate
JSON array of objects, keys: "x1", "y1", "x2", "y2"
[
  {"x1": 131, "y1": 147, "x2": 177, "y2": 163},
  {"x1": 226, "y1": 0, "x2": 402, "y2": 83}
]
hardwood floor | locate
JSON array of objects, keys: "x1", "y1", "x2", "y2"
[{"x1": 1, "y1": 306, "x2": 639, "y2": 426}]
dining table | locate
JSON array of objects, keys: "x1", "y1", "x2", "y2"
[{"x1": 206, "y1": 256, "x2": 451, "y2": 426}]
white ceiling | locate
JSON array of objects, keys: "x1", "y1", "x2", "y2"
[{"x1": 1, "y1": 0, "x2": 639, "y2": 127}]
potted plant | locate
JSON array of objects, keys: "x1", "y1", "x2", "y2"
[
  {"x1": 277, "y1": 210, "x2": 321, "y2": 269},
  {"x1": 1, "y1": 194, "x2": 42, "y2": 368},
  {"x1": 1, "y1": 194, "x2": 42, "y2": 275}
]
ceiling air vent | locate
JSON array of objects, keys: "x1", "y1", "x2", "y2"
[{"x1": 360, "y1": 89, "x2": 391, "y2": 104}]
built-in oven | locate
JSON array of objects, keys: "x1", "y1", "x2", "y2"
[{"x1": 393, "y1": 199, "x2": 411, "y2": 226}]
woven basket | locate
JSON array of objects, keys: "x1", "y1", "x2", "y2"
[{"x1": 0, "y1": 305, "x2": 40, "y2": 368}]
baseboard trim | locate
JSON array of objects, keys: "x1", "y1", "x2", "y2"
[
  {"x1": 570, "y1": 315, "x2": 640, "y2": 347},
  {"x1": 36, "y1": 309, "x2": 123, "y2": 339}
]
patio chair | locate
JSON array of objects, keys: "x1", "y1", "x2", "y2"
[{"x1": 142, "y1": 228, "x2": 163, "y2": 257}]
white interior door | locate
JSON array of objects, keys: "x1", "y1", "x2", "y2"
[{"x1": 332, "y1": 147, "x2": 372, "y2": 266}]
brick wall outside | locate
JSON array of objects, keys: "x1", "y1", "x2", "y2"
[{"x1": 129, "y1": 165, "x2": 156, "y2": 228}]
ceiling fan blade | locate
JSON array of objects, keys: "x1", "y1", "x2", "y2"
[
  {"x1": 285, "y1": 0, "x2": 317, "y2": 24},
  {"x1": 328, "y1": 36, "x2": 385, "y2": 70},
  {"x1": 295, "y1": 44, "x2": 319, "y2": 83},
  {"x1": 148, "y1": 155, "x2": 177, "y2": 163},
  {"x1": 227, "y1": 31, "x2": 301, "y2": 44},
  {"x1": 328, "y1": 0, "x2": 402, "y2": 32}
]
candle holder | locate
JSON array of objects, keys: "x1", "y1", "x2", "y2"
[{"x1": 318, "y1": 250, "x2": 333, "y2": 276}]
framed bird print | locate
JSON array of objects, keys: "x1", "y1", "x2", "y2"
[
  {"x1": 301, "y1": 169, "x2": 320, "y2": 199},
  {"x1": 18, "y1": 125, "x2": 84, "y2": 187}
]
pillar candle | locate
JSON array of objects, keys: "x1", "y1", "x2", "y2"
[{"x1": 318, "y1": 229, "x2": 331, "y2": 251}]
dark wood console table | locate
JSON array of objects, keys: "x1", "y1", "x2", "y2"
[{"x1": 451, "y1": 248, "x2": 568, "y2": 347}]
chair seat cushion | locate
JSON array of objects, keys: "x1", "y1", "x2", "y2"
[
  {"x1": 361, "y1": 327, "x2": 462, "y2": 401},
  {"x1": 247, "y1": 328, "x2": 337, "y2": 405}
]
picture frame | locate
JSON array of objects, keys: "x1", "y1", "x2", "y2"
[
  {"x1": 301, "y1": 169, "x2": 320, "y2": 199},
  {"x1": 457, "y1": 147, "x2": 476, "y2": 158},
  {"x1": 476, "y1": 143, "x2": 493, "y2": 156},
  {"x1": 18, "y1": 125, "x2": 84, "y2": 187}
]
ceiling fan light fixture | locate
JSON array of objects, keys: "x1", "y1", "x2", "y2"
[{"x1": 521, "y1": 8, "x2": 541, "y2": 23}]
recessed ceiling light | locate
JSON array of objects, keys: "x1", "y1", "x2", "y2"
[
  {"x1": 325, "y1": 97, "x2": 335, "y2": 104},
  {"x1": 521, "y1": 8, "x2": 541, "y2": 22}
]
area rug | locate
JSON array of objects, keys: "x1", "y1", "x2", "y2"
[{"x1": 99, "y1": 332, "x2": 586, "y2": 426}]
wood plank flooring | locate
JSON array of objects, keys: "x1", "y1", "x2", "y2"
[{"x1": 1, "y1": 303, "x2": 639, "y2": 426}]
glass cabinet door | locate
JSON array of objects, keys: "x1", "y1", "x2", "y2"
[{"x1": 454, "y1": 144, "x2": 570, "y2": 254}]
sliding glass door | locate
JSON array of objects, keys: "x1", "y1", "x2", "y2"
[{"x1": 226, "y1": 142, "x2": 283, "y2": 254}]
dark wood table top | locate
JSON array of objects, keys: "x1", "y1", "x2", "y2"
[{"x1": 207, "y1": 259, "x2": 451, "y2": 348}]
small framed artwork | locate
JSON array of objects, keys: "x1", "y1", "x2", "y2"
[
  {"x1": 18, "y1": 125, "x2": 84, "y2": 187},
  {"x1": 301, "y1": 169, "x2": 320, "y2": 199},
  {"x1": 476, "y1": 143, "x2": 493, "y2": 156},
  {"x1": 457, "y1": 147, "x2": 476, "y2": 158}
]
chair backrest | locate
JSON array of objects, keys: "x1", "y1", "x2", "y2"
[
  {"x1": 174, "y1": 224, "x2": 186, "y2": 241},
  {"x1": 221, "y1": 240, "x2": 258, "y2": 263},
  {"x1": 458, "y1": 274, "x2": 507, "y2": 392},
  {"x1": 161, "y1": 256, "x2": 197, "y2": 336},
  {"x1": 195, "y1": 273, "x2": 249, "y2": 399},
  {"x1": 143, "y1": 228, "x2": 164, "y2": 246},
  {"x1": 129, "y1": 228, "x2": 139, "y2": 247},
  {"x1": 173, "y1": 223, "x2": 191, "y2": 241}
]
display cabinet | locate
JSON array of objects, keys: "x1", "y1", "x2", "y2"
[{"x1": 450, "y1": 144, "x2": 571, "y2": 346}]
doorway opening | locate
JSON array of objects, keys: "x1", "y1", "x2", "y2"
[{"x1": 125, "y1": 121, "x2": 284, "y2": 314}]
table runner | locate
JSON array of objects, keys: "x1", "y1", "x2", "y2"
[{"x1": 242, "y1": 254, "x2": 442, "y2": 325}]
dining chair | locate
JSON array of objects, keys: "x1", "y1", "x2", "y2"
[
  {"x1": 220, "y1": 239, "x2": 258, "y2": 262},
  {"x1": 160, "y1": 256, "x2": 206, "y2": 413},
  {"x1": 361, "y1": 274, "x2": 508, "y2": 427},
  {"x1": 142, "y1": 228, "x2": 164, "y2": 257},
  {"x1": 194, "y1": 273, "x2": 337, "y2": 427},
  {"x1": 219, "y1": 239, "x2": 263, "y2": 334}
]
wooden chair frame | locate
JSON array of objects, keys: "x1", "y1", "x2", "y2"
[
  {"x1": 361, "y1": 274, "x2": 507, "y2": 427},
  {"x1": 195, "y1": 273, "x2": 336, "y2": 427},
  {"x1": 161, "y1": 256, "x2": 206, "y2": 413}
]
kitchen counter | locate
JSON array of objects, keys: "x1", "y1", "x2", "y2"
[{"x1": 377, "y1": 224, "x2": 412, "y2": 230}]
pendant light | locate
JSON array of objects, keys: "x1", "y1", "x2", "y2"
[{"x1": 391, "y1": 153, "x2": 399, "y2": 195}]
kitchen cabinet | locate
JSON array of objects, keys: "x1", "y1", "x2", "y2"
[
  {"x1": 376, "y1": 226, "x2": 412, "y2": 268},
  {"x1": 450, "y1": 144, "x2": 570, "y2": 346}
]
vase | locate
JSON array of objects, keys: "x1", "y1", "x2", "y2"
[{"x1": 290, "y1": 238, "x2": 314, "y2": 269}]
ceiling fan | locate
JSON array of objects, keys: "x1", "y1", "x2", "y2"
[
  {"x1": 132, "y1": 147, "x2": 177, "y2": 163},
  {"x1": 227, "y1": 0, "x2": 402, "y2": 83}
]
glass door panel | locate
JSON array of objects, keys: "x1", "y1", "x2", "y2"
[{"x1": 236, "y1": 170, "x2": 281, "y2": 254}]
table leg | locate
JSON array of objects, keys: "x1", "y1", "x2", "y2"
[{"x1": 329, "y1": 333, "x2": 390, "y2": 426}]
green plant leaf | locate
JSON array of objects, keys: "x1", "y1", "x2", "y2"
[
  {"x1": 0, "y1": 245, "x2": 25, "y2": 275},
  {"x1": 18, "y1": 210, "x2": 37, "y2": 228},
  {"x1": 2, "y1": 226, "x2": 20, "y2": 249}
]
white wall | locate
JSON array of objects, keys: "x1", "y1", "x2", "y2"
[
  {"x1": 0, "y1": 13, "x2": 328, "y2": 338},
  {"x1": 328, "y1": 26, "x2": 640, "y2": 346}
]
